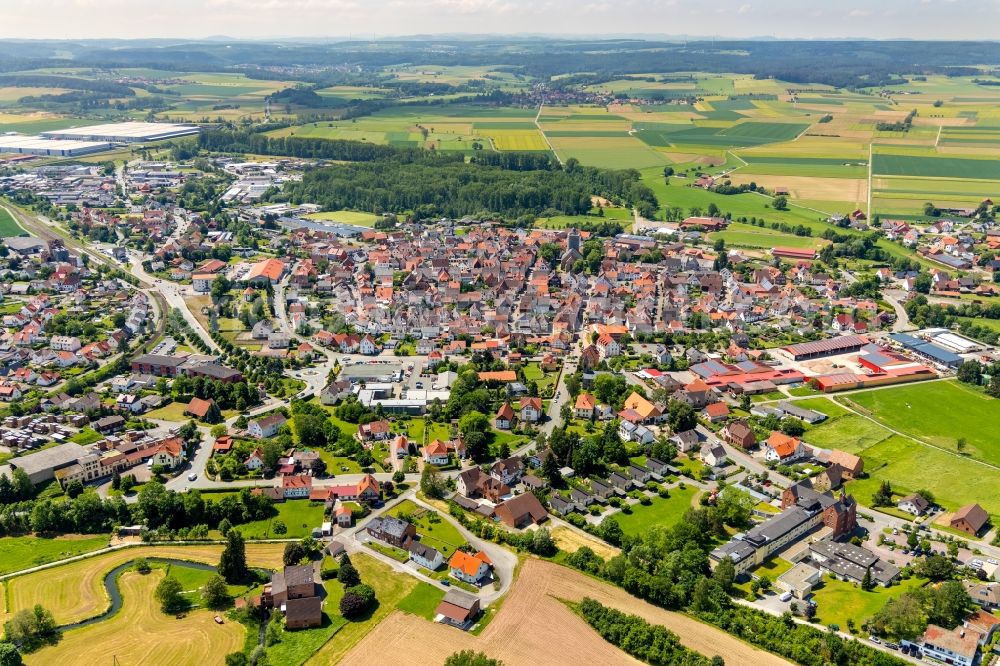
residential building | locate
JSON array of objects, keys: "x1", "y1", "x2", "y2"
[
  {"x1": 249, "y1": 413, "x2": 287, "y2": 439},
  {"x1": 448, "y1": 550, "x2": 492, "y2": 585},
  {"x1": 408, "y1": 542, "x2": 444, "y2": 571},
  {"x1": 366, "y1": 515, "x2": 416, "y2": 548}
]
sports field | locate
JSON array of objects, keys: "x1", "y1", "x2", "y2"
[
  {"x1": 304, "y1": 210, "x2": 380, "y2": 227},
  {"x1": 25, "y1": 569, "x2": 244, "y2": 666},
  {"x1": 842, "y1": 380, "x2": 1000, "y2": 466}
]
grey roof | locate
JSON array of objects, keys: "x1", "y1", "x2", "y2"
[
  {"x1": 743, "y1": 506, "x2": 814, "y2": 548},
  {"x1": 132, "y1": 353, "x2": 187, "y2": 367},
  {"x1": 7, "y1": 442, "x2": 85, "y2": 476},
  {"x1": 370, "y1": 515, "x2": 411, "y2": 538},
  {"x1": 408, "y1": 541, "x2": 441, "y2": 561},
  {"x1": 283, "y1": 563, "x2": 315, "y2": 588},
  {"x1": 710, "y1": 539, "x2": 756, "y2": 564},
  {"x1": 809, "y1": 541, "x2": 899, "y2": 585},
  {"x1": 441, "y1": 588, "x2": 478, "y2": 610}
]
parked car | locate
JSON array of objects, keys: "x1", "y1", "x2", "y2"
[
  {"x1": 188, "y1": 473, "x2": 198, "y2": 481},
  {"x1": 869, "y1": 636, "x2": 881, "y2": 644}
]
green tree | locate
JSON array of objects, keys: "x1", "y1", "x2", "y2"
[
  {"x1": 338, "y1": 563, "x2": 361, "y2": 587},
  {"x1": 0, "y1": 643, "x2": 23, "y2": 666},
  {"x1": 2, "y1": 605, "x2": 57, "y2": 652},
  {"x1": 420, "y1": 464, "x2": 446, "y2": 499},
  {"x1": 201, "y1": 574, "x2": 230, "y2": 609},
  {"x1": 155, "y1": 576, "x2": 185, "y2": 613},
  {"x1": 283, "y1": 541, "x2": 306, "y2": 566},
  {"x1": 219, "y1": 530, "x2": 248, "y2": 583},
  {"x1": 224, "y1": 653, "x2": 249, "y2": 666},
  {"x1": 773, "y1": 195, "x2": 788, "y2": 210},
  {"x1": 861, "y1": 569, "x2": 874, "y2": 591},
  {"x1": 444, "y1": 651, "x2": 504, "y2": 666}
]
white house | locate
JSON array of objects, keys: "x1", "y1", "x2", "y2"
[
  {"x1": 422, "y1": 440, "x2": 450, "y2": 466},
  {"x1": 619, "y1": 420, "x2": 654, "y2": 445},
  {"x1": 897, "y1": 494, "x2": 930, "y2": 516},
  {"x1": 192, "y1": 273, "x2": 214, "y2": 293},
  {"x1": 763, "y1": 432, "x2": 805, "y2": 464},
  {"x1": 449, "y1": 550, "x2": 491, "y2": 585},
  {"x1": 245, "y1": 448, "x2": 266, "y2": 470},
  {"x1": 115, "y1": 393, "x2": 144, "y2": 413},
  {"x1": 359, "y1": 335, "x2": 379, "y2": 356},
  {"x1": 408, "y1": 542, "x2": 444, "y2": 571},
  {"x1": 50, "y1": 335, "x2": 81, "y2": 352},
  {"x1": 249, "y1": 413, "x2": 287, "y2": 439},
  {"x1": 519, "y1": 397, "x2": 543, "y2": 423},
  {"x1": 148, "y1": 438, "x2": 184, "y2": 469}
]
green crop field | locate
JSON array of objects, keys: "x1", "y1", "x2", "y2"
[
  {"x1": 634, "y1": 121, "x2": 809, "y2": 149},
  {"x1": 547, "y1": 135, "x2": 668, "y2": 169},
  {"x1": 872, "y1": 153, "x2": 1000, "y2": 180},
  {"x1": 842, "y1": 380, "x2": 1000, "y2": 466}
]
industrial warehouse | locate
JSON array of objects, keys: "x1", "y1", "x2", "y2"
[
  {"x1": 0, "y1": 134, "x2": 111, "y2": 157},
  {"x1": 40, "y1": 121, "x2": 201, "y2": 143}
]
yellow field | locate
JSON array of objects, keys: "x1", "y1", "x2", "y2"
[
  {"x1": 26, "y1": 569, "x2": 243, "y2": 666},
  {"x1": 0, "y1": 87, "x2": 71, "y2": 103},
  {"x1": 6, "y1": 543, "x2": 286, "y2": 625},
  {"x1": 483, "y1": 129, "x2": 549, "y2": 151},
  {"x1": 728, "y1": 173, "x2": 868, "y2": 203},
  {"x1": 551, "y1": 527, "x2": 621, "y2": 560}
]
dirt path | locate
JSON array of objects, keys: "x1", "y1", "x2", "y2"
[{"x1": 338, "y1": 559, "x2": 792, "y2": 666}]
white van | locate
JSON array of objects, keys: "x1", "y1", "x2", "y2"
[{"x1": 779, "y1": 591, "x2": 793, "y2": 602}]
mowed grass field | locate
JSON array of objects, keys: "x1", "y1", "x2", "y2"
[
  {"x1": 709, "y1": 222, "x2": 828, "y2": 250},
  {"x1": 0, "y1": 206, "x2": 24, "y2": 237},
  {"x1": 3, "y1": 543, "x2": 286, "y2": 625},
  {"x1": 25, "y1": 569, "x2": 244, "y2": 666},
  {"x1": 841, "y1": 380, "x2": 1000, "y2": 466},
  {"x1": 0, "y1": 534, "x2": 108, "y2": 575},
  {"x1": 304, "y1": 210, "x2": 380, "y2": 227}
]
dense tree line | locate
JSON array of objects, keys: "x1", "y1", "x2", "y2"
[
  {"x1": 199, "y1": 129, "x2": 432, "y2": 163},
  {"x1": 578, "y1": 598, "x2": 718, "y2": 666}
]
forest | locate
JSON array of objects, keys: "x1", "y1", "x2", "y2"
[{"x1": 276, "y1": 152, "x2": 658, "y2": 220}]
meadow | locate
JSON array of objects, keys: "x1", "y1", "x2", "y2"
[
  {"x1": 841, "y1": 380, "x2": 1000, "y2": 466},
  {"x1": 0, "y1": 206, "x2": 25, "y2": 236},
  {"x1": 811, "y1": 574, "x2": 926, "y2": 632},
  {"x1": 0, "y1": 534, "x2": 108, "y2": 575}
]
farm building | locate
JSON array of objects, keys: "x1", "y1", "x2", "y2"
[
  {"x1": 888, "y1": 333, "x2": 963, "y2": 369},
  {"x1": 782, "y1": 335, "x2": 868, "y2": 360}
]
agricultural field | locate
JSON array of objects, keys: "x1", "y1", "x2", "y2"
[
  {"x1": 3, "y1": 543, "x2": 286, "y2": 625},
  {"x1": 338, "y1": 558, "x2": 791, "y2": 666},
  {"x1": 25, "y1": 568, "x2": 244, "y2": 666},
  {"x1": 841, "y1": 380, "x2": 1000, "y2": 466}
]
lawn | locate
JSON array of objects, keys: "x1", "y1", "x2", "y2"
[
  {"x1": 69, "y1": 427, "x2": 103, "y2": 445},
  {"x1": 792, "y1": 397, "x2": 852, "y2": 419},
  {"x1": 842, "y1": 380, "x2": 1000, "y2": 466},
  {"x1": 24, "y1": 569, "x2": 245, "y2": 666},
  {"x1": 613, "y1": 485, "x2": 699, "y2": 536},
  {"x1": 802, "y1": 414, "x2": 892, "y2": 454},
  {"x1": 404, "y1": 418, "x2": 453, "y2": 445},
  {"x1": 144, "y1": 400, "x2": 192, "y2": 422},
  {"x1": 386, "y1": 499, "x2": 467, "y2": 559},
  {"x1": 0, "y1": 207, "x2": 24, "y2": 237},
  {"x1": 0, "y1": 534, "x2": 108, "y2": 575},
  {"x1": 233, "y1": 499, "x2": 327, "y2": 540},
  {"x1": 522, "y1": 361, "x2": 558, "y2": 394},
  {"x1": 265, "y1": 603, "x2": 346, "y2": 666},
  {"x1": 304, "y1": 553, "x2": 418, "y2": 665},
  {"x1": 812, "y1": 574, "x2": 926, "y2": 632},
  {"x1": 396, "y1": 582, "x2": 446, "y2": 620}
]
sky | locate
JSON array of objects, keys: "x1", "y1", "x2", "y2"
[{"x1": 0, "y1": 0, "x2": 994, "y2": 41}]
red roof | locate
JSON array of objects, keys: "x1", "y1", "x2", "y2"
[{"x1": 185, "y1": 397, "x2": 214, "y2": 418}]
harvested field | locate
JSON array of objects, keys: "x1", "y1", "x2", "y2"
[
  {"x1": 551, "y1": 527, "x2": 620, "y2": 560},
  {"x1": 727, "y1": 174, "x2": 867, "y2": 203},
  {"x1": 338, "y1": 559, "x2": 791, "y2": 666},
  {"x1": 5, "y1": 542, "x2": 285, "y2": 625},
  {"x1": 25, "y1": 569, "x2": 243, "y2": 666}
]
